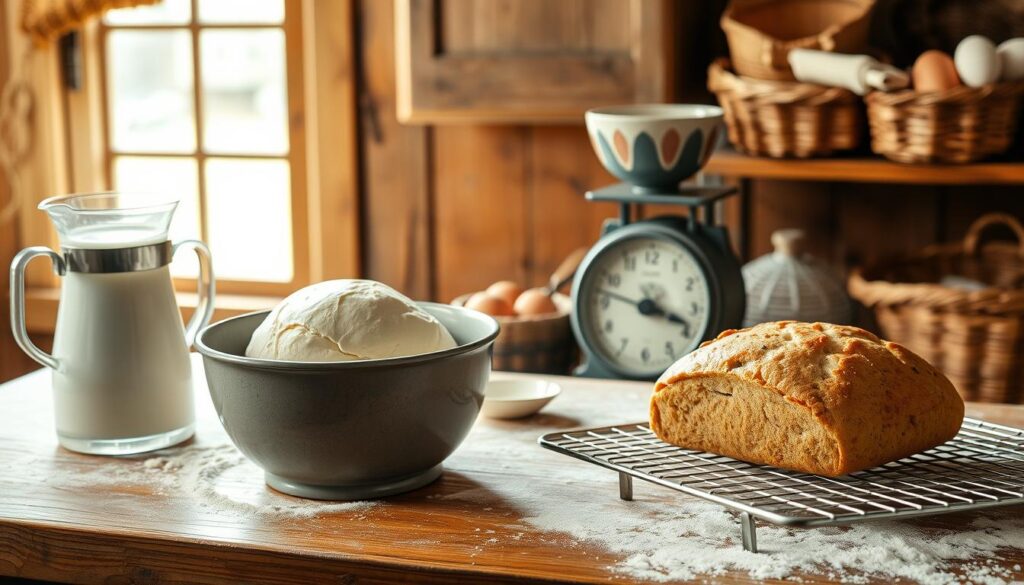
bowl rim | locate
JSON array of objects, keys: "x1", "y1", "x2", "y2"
[
  {"x1": 194, "y1": 302, "x2": 501, "y2": 371},
  {"x1": 585, "y1": 103, "x2": 723, "y2": 121}
]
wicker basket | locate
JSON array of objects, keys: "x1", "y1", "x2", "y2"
[
  {"x1": 708, "y1": 59, "x2": 864, "y2": 158},
  {"x1": 721, "y1": 0, "x2": 875, "y2": 81},
  {"x1": 452, "y1": 293, "x2": 575, "y2": 374},
  {"x1": 865, "y1": 83, "x2": 1024, "y2": 163},
  {"x1": 849, "y1": 214, "x2": 1024, "y2": 403}
]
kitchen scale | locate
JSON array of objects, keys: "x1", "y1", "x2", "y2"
[{"x1": 570, "y1": 182, "x2": 745, "y2": 381}]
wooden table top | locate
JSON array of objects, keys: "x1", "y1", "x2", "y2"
[{"x1": 2, "y1": 355, "x2": 1023, "y2": 585}]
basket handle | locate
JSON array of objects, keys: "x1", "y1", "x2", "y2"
[
  {"x1": 766, "y1": 33, "x2": 837, "y2": 71},
  {"x1": 963, "y1": 213, "x2": 1024, "y2": 257},
  {"x1": 764, "y1": 40, "x2": 784, "y2": 69},
  {"x1": 816, "y1": 32, "x2": 836, "y2": 52}
]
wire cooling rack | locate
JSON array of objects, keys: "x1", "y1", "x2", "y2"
[{"x1": 538, "y1": 418, "x2": 1024, "y2": 552}]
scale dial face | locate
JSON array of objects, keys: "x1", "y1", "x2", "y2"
[{"x1": 578, "y1": 235, "x2": 712, "y2": 378}]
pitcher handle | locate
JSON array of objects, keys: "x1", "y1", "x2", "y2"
[
  {"x1": 173, "y1": 240, "x2": 215, "y2": 348},
  {"x1": 10, "y1": 247, "x2": 65, "y2": 370}
]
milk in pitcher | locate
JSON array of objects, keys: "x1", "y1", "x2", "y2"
[{"x1": 10, "y1": 192, "x2": 214, "y2": 455}]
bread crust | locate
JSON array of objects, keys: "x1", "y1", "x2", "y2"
[{"x1": 650, "y1": 321, "x2": 965, "y2": 476}]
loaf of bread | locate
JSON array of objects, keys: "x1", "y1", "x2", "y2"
[{"x1": 650, "y1": 321, "x2": 964, "y2": 477}]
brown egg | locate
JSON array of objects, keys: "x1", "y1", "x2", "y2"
[
  {"x1": 485, "y1": 280, "x2": 524, "y2": 307},
  {"x1": 513, "y1": 288, "x2": 558, "y2": 316},
  {"x1": 913, "y1": 50, "x2": 961, "y2": 92},
  {"x1": 465, "y1": 292, "x2": 515, "y2": 317}
]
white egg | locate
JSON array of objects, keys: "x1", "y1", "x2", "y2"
[
  {"x1": 954, "y1": 35, "x2": 1002, "y2": 87},
  {"x1": 998, "y1": 38, "x2": 1024, "y2": 81}
]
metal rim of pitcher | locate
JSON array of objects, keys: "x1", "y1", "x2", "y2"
[
  {"x1": 63, "y1": 241, "x2": 173, "y2": 274},
  {"x1": 38, "y1": 191, "x2": 179, "y2": 214}
]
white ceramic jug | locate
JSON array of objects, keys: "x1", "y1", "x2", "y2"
[{"x1": 9, "y1": 192, "x2": 214, "y2": 455}]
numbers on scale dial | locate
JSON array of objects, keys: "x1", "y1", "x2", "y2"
[{"x1": 587, "y1": 237, "x2": 711, "y2": 375}]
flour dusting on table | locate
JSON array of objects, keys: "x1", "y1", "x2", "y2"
[
  {"x1": 516, "y1": 490, "x2": 1024, "y2": 584},
  {"x1": 150, "y1": 446, "x2": 379, "y2": 519},
  {"x1": 450, "y1": 386, "x2": 1024, "y2": 584},
  {"x1": 14, "y1": 445, "x2": 378, "y2": 519}
]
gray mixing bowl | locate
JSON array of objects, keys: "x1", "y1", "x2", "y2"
[{"x1": 195, "y1": 303, "x2": 499, "y2": 500}]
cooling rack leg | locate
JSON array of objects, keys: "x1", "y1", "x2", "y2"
[
  {"x1": 618, "y1": 473, "x2": 633, "y2": 501},
  {"x1": 740, "y1": 513, "x2": 758, "y2": 553}
]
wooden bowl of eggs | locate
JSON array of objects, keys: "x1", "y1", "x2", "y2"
[{"x1": 453, "y1": 281, "x2": 574, "y2": 374}]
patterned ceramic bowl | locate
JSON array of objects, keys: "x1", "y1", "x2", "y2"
[{"x1": 585, "y1": 104, "x2": 723, "y2": 193}]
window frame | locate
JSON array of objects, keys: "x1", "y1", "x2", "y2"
[
  {"x1": 8, "y1": 0, "x2": 361, "y2": 332},
  {"x1": 98, "y1": 0, "x2": 310, "y2": 296}
]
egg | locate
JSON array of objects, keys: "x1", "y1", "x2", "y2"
[
  {"x1": 998, "y1": 38, "x2": 1024, "y2": 81},
  {"x1": 513, "y1": 288, "x2": 558, "y2": 316},
  {"x1": 954, "y1": 35, "x2": 1001, "y2": 87},
  {"x1": 485, "y1": 280, "x2": 524, "y2": 307},
  {"x1": 465, "y1": 292, "x2": 515, "y2": 317},
  {"x1": 912, "y1": 50, "x2": 961, "y2": 92}
]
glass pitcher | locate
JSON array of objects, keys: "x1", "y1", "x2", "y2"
[{"x1": 9, "y1": 192, "x2": 214, "y2": 455}]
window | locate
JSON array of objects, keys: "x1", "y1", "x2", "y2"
[
  {"x1": 99, "y1": 0, "x2": 308, "y2": 294},
  {"x1": 10, "y1": 0, "x2": 357, "y2": 331}
]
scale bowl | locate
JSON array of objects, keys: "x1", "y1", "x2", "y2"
[
  {"x1": 195, "y1": 304, "x2": 499, "y2": 500},
  {"x1": 585, "y1": 104, "x2": 723, "y2": 192}
]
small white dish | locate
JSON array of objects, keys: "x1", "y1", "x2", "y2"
[{"x1": 481, "y1": 379, "x2": 561, "y2": 420}]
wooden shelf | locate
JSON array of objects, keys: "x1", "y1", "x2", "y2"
[{"x1": 704, "y1": 150, "x2": 1024, "y2": 185}]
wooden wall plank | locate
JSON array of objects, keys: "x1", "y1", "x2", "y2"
[
  {"x1": 745, "y1": 181, "x2": 836, "y2": 262},
  {"x1": 943, "y1": 186, "x2": 1024, "y2": 244},
  {"x1": 0, "y1": 5, "x2": 45, "y2": 382},
  {"x1": 4, "y1": 1, "x2": 67, "y2": 289},
  {"x1": 835, "y1": 185, "x2": 941, "y2": 332},
  {"x1": 0, "y1": 2, "x2": 17, "y2": 382},
  {"x1": 440, "y1": 0, "x2": 630, "y2": 53},
  {"x1": 302, "y1": 0, "x2": 361, "y2": 282},
  {"x1": 527, "y1": 126, "x2": 617, "y2": 288},
  {"x1": 835, "y1": 185, "x2": 940, "y2": 271},
  {"x1": 720, "y1": 177, "x2": 747, "y2": 260},
  {"x1": 358, "y1": 0, "x2": 433, "y2": 299},
  {"x1": 433, "y1": 126, "x2": 530, "y2": 302}
]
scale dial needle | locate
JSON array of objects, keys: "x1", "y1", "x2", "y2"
[{"x1": 598, "y1": 289, "x2": 692, "y2": 328}]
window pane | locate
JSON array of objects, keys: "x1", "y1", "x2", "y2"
[
  {"x1": 107, "y1": 31, "x2": 196, "y2": 153},
  {"x1": 113, "y1": 156, "x2": 201, "y2": 277},
  {"x1": 105, "y1": 0, "x2": 191, "y2": 25},
  {"x1": 199, "y1": 30, "x2": 288, "y2": 155},
  {"x1": 206, "y1": 158, "x2": 292, "y2": 281},
  {"x1": 198, "y1": 0, "x2": 284, "y2": 24}
]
